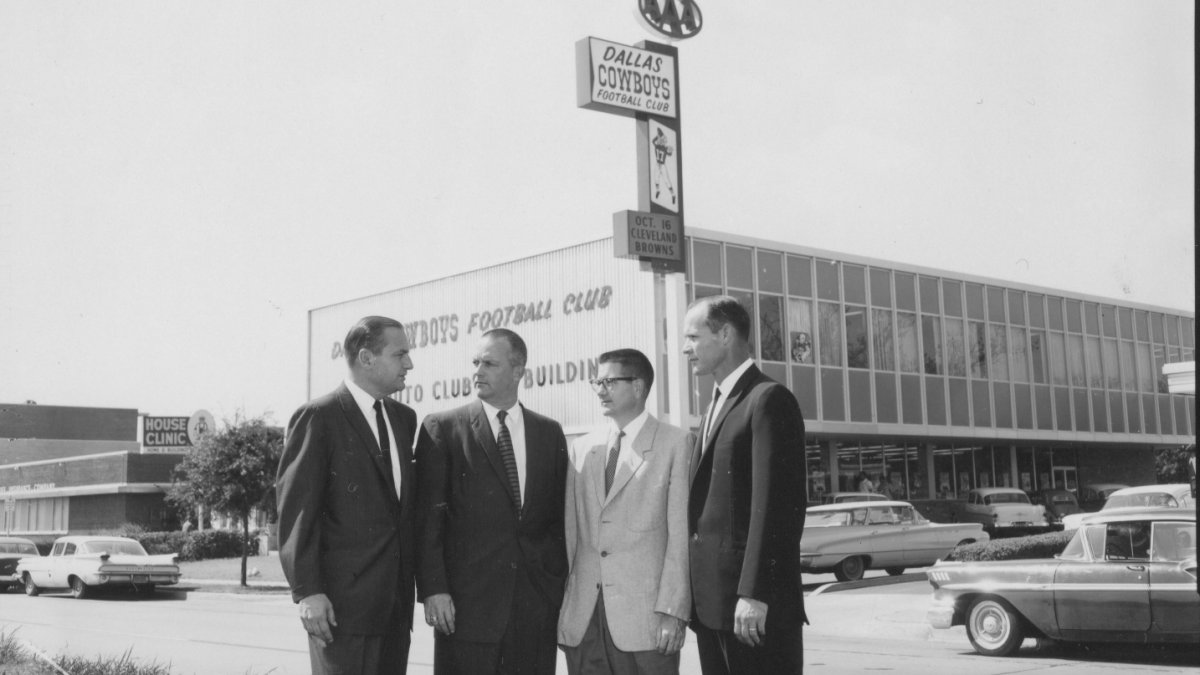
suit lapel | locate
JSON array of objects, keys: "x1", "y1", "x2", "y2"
[
  {"x1": 603, "y1": 416, "x2": 654, "y2": 506},
  {"x1": 469, "y1": 401, "x2": 520, "y2": 511},
  {"x1": 336, "y1": 385, "x2": 396, "y2": 500},
  {"x1": 692, "y1": 366, "x2": 760, "y2": 485}
]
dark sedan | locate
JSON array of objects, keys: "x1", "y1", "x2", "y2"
[
  {"x1": 1032, "y1": 488, "x2": 1082, "y2": 525},
  {"x1": 926, "y1": 508, "x2": 1197, "y2": 656},
  {"x1": 0, "y1": 536, "x2": 40, "y2": 592}
]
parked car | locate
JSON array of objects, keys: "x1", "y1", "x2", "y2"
[
  {"x1": 0, "y1": 536, "x2": 40, "y2": 592},
  {"x1": 926, "y1": 508, "x2": 1197, "y2": 656},
  {"x1": 1077, "y1": 482, "x2": 1130, "y2": 512},
  {"x1": 1062, "y1": 483, "x2": 1194, "y2": 530},
  {"x1": 819, "y1": 491, "x2": 888, "y2": 505},
  {"x1": 16, "y1": 535, "x2": 180, "y2": 598},
  {"x1": 955, "y1": 487, "x2": 1052, "y2": 534},
  {"x1": 801, "y1": 500, "x2": 989, "y2": 582},
  {"x1": 1031, "y1": 489, "x2": 1082, "y2": 525}
]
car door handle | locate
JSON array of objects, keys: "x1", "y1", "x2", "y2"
[{"x1": 1126, "y1": 565, "x2": 1146, "y2": 571}]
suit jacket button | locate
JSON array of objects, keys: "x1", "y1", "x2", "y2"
[{"x1": 600, "y1": 551, "x2": 608, "y2": 557}]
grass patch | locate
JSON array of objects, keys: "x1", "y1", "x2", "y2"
[
  {"x1": 53, "y1": 648, "x2": 173, "y2": 675},
  {"x1": 0, "y1": 629, "x2": 278, "y2": 675},
  {"x1": 177, "y1": 555, "x2": 286, "y2": 584}
]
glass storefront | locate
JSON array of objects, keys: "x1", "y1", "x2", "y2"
[{"x1": 684, "y1": 233, "x2": 1195, "y2": 504}]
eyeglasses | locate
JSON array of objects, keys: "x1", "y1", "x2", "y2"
[{"x1": 589, "y1": 377, "x2": 637, "y2": 392}]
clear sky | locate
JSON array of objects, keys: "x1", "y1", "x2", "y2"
[{"x1": 0, "y1": 1, "x2": 1193, "y2": 425}]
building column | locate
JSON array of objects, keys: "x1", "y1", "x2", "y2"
[
  {"x1": 822, "y1": 440, "x2": 839, "y2": 493},
  {"x1": 921, "y1": 442, "x2": 936, "y2": 500}
]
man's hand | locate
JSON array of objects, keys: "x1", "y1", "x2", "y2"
[
  {"x1": 424, "y1": 593, "x2": 456, "y2": 635},
  {"x1": 654, "y1": 614, "x2": 687, "y2": 655},
  {"x1": 299, "y1": 593, "x2": 338, "y2": 644},
  {"x1": 733, "y1": 597, "x2": 768, "y2": 647}
]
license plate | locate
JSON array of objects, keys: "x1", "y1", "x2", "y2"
[
  {"x1": 134, "y1": 575, "x2": 149, "y2": 583},
  {"x1": 1010, "y1": 521, "x2": 1031, "y2": 526}
]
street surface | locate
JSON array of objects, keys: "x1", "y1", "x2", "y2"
[{"x1": 0, "y1": 575, "x2": 1195, "y2": 674}]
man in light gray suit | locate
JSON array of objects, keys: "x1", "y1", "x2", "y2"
[{"x1": 558, "y1": 348, "x2": 694, "y2": 675}]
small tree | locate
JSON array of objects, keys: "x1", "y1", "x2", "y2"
[
  {"x1": 1156, "y1": 444, "x2": 1194, "y2": 484},
  {"x1": 168, "y1": 414, "x2": 283, "y2": 586}
]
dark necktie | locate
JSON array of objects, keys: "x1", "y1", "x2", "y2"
[
  {"x1": 703, "y1": 386, "x2": 722, "y2": 448},
  {"x1": 496, "y1": 410, "x2": 522, "y2": 509},
  {"x1": 604, "y1": 431, "x2": 625, "y2": 495},
  {"x1": 373, "y1": 400, "x2": 396, "y2": 492}
]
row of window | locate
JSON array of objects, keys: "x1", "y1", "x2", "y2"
[
  {"x1": 694, "y1": 239, "x2": 1194, "y2": 348},
  {"x1": 688, "y1": 238, "x2": 1195, "y2": 436}
]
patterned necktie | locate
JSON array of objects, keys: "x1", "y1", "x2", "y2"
[
  {"x1": 373, "y1": 400, "x2": 396, "y2": 492},
  {"x1": 496, "y1": 410, "x2": 522, "y2": 509},
  {"x1": 604, "y1": 431, "x2": 625, "y2": 495}
]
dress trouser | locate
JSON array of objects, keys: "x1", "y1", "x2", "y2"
[
  {"x1": 308, "y1": 623, "x2": 411, "y2": 675},
  {"x1": 433, "y1": 566, "x2": 558, "y2": 675},
  {"x1": 692, "y1": 615, "x2": 803, "y2": 675},
  {"x1": 562, "y1": 591, "x2": 680, "y2": 675}
]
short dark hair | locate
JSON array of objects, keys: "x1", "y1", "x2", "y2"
[
  {"x1": 344, "y1": 316, "x2": 405, "y2": 365},
  {"x1": 482, "y1": 328, "x2": 528, "y2": 367},
  {"x1": 598, "y1": 348, "x2": 655, "y2": 395},
  {"x1": 690, "y1": 295, "x2": 751, "y2": 341}
]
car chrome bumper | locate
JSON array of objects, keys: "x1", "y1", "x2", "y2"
[
  {"x1": 926, "y1": 602, "x2": 955, "y2": 629},
  {"x1": 84, "y1": 573, "x2": 180, "y2": 586}
]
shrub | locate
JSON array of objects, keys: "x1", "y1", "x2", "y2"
[
  {"x1": 179, "y1": 530, "x2": 259, "y2": 561},
  {"x1": 116, "y1": 530, "x2": 259, "y2": 561},
  {"x1": 947, "y1": 529, "x2": 1075, "y2": 562}
]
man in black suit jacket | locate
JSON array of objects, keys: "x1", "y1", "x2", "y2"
[
  {"x1": 277, "y1": 316, "x2": 418, "y2": 674},
  {"x1": 416, "y1": 328, "x2": 568, "y2": 675},
  {"x1": 682, "y1": 296, "x2": 808, "y2": 675}
]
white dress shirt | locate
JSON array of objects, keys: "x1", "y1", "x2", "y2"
[
  {"x1": 481, "y1": 399, "x2": 527, "y2": 501},
  {"x1": 704, "y1": 357, "x2": 755, "y2": 447},
  {"x1": 345, "y1": 378, "x2": 402, "y2": 500},
  {"x1": 610, "y1": 409, "x2": 650, "y2": 465}
]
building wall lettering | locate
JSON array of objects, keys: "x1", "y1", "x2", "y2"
[
  {"x1": 1, "y1": 483, "x2": 56, "y2": 493},
  {"x1": 395, "y1": 358, "x2": 602, "y2": 406},
  {"x1": 330, "y1": 286, "x2": 613, "y2": 360}
]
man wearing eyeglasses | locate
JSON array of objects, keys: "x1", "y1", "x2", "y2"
[{"x1": 558, "y1": 349, "x2": 695, "y2": 675}]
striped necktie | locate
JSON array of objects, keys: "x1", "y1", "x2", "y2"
[
  {"x1": 604, "y1": 431, "x2": 625, "y2": 495},
  {"x1": 496, "y1": 410, "x2": 522, "y2": 510}
]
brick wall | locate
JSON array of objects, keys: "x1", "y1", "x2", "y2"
[
  {"x1": 0, "y1": 404, "x2": 137, "y2": 441},
  {"x1": 0, "y1": 439, "x2": 139, "y2": 465}
]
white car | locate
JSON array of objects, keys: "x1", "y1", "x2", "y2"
[
  {"x1": 1062, "y1": 483, "x2": 1194, "y2": 530},
  {"x1": 801, "y1": 500, "x2": 989, "y2": 581},
  {"x1": 16, "y1": 535, "x2": 180, "y2": 598},
  {"x1": 955, "y1": 488, "x2": 1051, "y2": 534}
]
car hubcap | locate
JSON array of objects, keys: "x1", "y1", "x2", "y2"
[{"x1": 974, "y1": 605, "x2": 1008, "y2": 646}]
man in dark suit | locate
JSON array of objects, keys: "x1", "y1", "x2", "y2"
[
  {"x1": 682, "y1": 296, "x2": 808, "y2": 674},
  {"x1": 416, "y1": 328, "x2": 569, "y2": 674},
  {"x1": 277, "y1": 315, "x2": 418, "y2": 674}
]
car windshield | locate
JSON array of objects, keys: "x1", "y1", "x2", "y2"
[
  {"x1": 1060, "y1": 526, "x2": 1102, "y2": 560},
  {"x1": 984, "y1": 493, "x2": 1030, "y2": 505},
  {"x1": 78, "y1": 541, "x2": 147, "y2": 556},
  {"x1": 0, "y1": 542, "x2": 38, "y2": 555},
  {"x1": 808, "y1": 511, "x2": 851, "y2": 527},
  {"x1": 1106, "y1": 493, "x2": 1179, "y2": 509},
  {"x1": 1150, "y1": 522, "x2": 1196, "y2": 562}
]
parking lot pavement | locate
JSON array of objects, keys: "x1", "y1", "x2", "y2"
[{"x1": 800, "y1": 568, "x2": 972, "y2": 645}]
